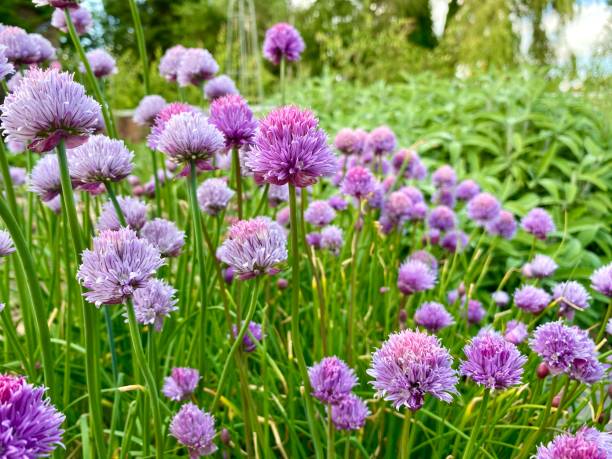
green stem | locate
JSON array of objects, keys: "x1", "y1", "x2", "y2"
[
  {"x1": 463, "y1": 389, "x2": 490, "y2": 459},
  {"x1": 150, "y1": 151, "x2": 162, "y2": 217},
  {"x1": 232, "y1": 148, "x2": 243, "y2": 219},
  {"x1": 105, "y1": 181, "x2": 126, "y2": 227},
  {"x1": 253, "y1": 183, "x2": 270, "y2": 217},
  {"x1": 280, "y1": 57, "x2": 286, "y2": 105},
  {"x1": 327, "y1": 405, "x2": 335, "y2": 459},
  {"x1": 347, "y1": 202, "x2": 363, "y2": 365},
  {"x1": 127, "y1": 0, "x2": 150, "y2": 94},
  {"x1": 0, "y1": 141, "x2": 19, "y2": 218},
  {"x1": 400, "y1": 410, "x2": 413, "y2": 459},
  {"x1": 596, "y1": 298, "x2": 612, "y2": 343},
  {"x1": 0, "y1": 306, "x2": 34, "y2": 376}
]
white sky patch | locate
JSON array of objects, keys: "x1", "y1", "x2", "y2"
[{"x1": 430, "y1": 0, "x2": 450, "y2": 38}]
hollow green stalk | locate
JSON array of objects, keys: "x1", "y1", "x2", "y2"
[
  {"x1": 127, "y1": 0, "x2": 150, "y2": 94},
  {"x1": 280, "y1": 57, "x2": 286, "y2": 105},
  {"x1": 463, "y1": 389, "x2": 490, "y2": 459},
  {"x1": 232, "y1": 147, "x2": 243, "y2": 219}
]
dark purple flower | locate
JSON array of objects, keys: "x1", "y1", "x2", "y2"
[
  {"x1": 330, "y1": 394, "x2": 369, "y2": 431},
  {"x1": 141, "y1": 218, "x2": 185, "y2": 258},
  {"x1": 204, "y1": 75, "x2": 238, "y2": 101},
  {"x1": 466, "y1": 299, "x2": 485, "y2": 324},
  {"x1": 591, "y1": 262, "x2": 612, "y2": 297},
  {"x1": 522, "y1": 208, "x2": 555, "y2": 240},
  {"x1": 33, "y1": 0, "x2": 78, "y2": 7},
  {"x1": 392, "y1": 149, "x2": 426, "y2": 180},
  {"x1": 97, "y1": 196, "x2": 147, "y2": 232},
  {"x1": 197, "y1": 178, "x2": 234, "y2": 216},
  {"x1": 208, "y1": 94, "x2": 257, "y2": 150},
  {"x1": 231, "y1": 321, "x2": 264, "y2": 352},
  {"x1": 428, "y1": 206, "x2": 456, "y2": 231},
  {"x1": 51, "y1": 6, "x2": 92, "y2": 35},
  {"x1": 170, "y1": 402, "x2": 217, "y2": 458},
  {"x1": 328, "y1": 195, "x2": 348, "y2": 211},
  {"x1": 304, "y1": 200, "x2": 336, "y2": 227},
  {"x1": 367, "y1": 126, "x2": 396, "y2": 156},
  {"x1": 460, "y1": 329, "x2": 526, "y2": 390},
  {"x1": 79, "y1": 49, "x2": 116, "y2": 78},
  {"x1": 159, "y1": 45, "x2": 186, "y2": 83},
  {"x1": 504, "y1": 320, "x2": 528, "y2": 344},
  {"x1": 0, "y1": 374, "x2": 65, "y2": 458},
  {"x1": 536, "y1": 427, "x2": 611, "y2": 459},
  {"x1": 397, "y1": 260, "x2": 436, "y2": 296},
  {"x1": 334, "y1": 128, "x2": 365, "y2": 155},
  {"x1": 162, "y1": 367, "x2": 200, "y2": 402},
  {"x1": 432, "y1": 165, "x2": 456, "y2": 188},
  {"x1": 308, "y1": 356, "x2": 357, "y2": 404},
  {"x1": 177, "y1": 48, "x2": 218, "y2": 87},
  {"x1": 132, "y1": 279, "x2": 177, "y2": 331},
  {"x1": 456, "y1": 179, "x2": 480, "y2": 201},
  {"x1": 492, "y1": 291, "x2": 510, "y2": 307},
  {"x1": 467, "y1": 192, "x2": 501, "y2": 224},
  {"x1": 77, "y1": 228, "x2": 164, "y2": 306},
  {"x1": 321, "y1": 225, "x2": 343, "y2": 256},
  {"x1": 29, "y1": 153, "x2": 61, "y2": 201},
  {"x1": 341, "y1": 166, "x2": 376, "y2": 199},
  {"x1": 514, "y1": 285, "x2": 550, "y2": 314},
  {"x1": 0, "y1": 68, "x2": 101, "y2": 153},
  {"x1": 0, "y1": 230, "x2": 15, "y2": 257},
  {"x1": 414, "y1": 302, "x2": 454, "y2": 332},
  {"x1": 133, "y1": 95, "x2": 167, "y2": 126},
  {"x1": 367, "y1": 329, "x2": 458, "y2": 411},
  {"x1": 486, "y1": 210, "x2": 517, "y2": 239},
  {"x1": 247, "y1": 106, "x2": 337, "y2": 188},
  {"x1": 553, "y1": 281, "x2": 590, "y2": 319},
  {"x1": 263, "y1": 23, "x2": 305, "y2": 65},
  {"x1": 441, "y1": 230, "x2": 469, "y2": 253}
]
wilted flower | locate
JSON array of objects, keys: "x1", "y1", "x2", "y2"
[
  {"x1": 441, "y1": 230, "x2": 469, "y2": 253},
  {"x1": 514, "y1": 285, "x2": 550, "y2": 314},
  {"x1": 147, "y1": 102, "x2": 199, "y2": 151},
  {"x1": 0, "y1": 68, "x2": 101, "y2": 152},
  {"x1": 159, "y1": 45, "x2": 186, "y2": 83},
  {"x1": 308, "y1": 356, "x2": 357, "y2": 404},
  {"x1": 456, "y1": 179, "x2": 480, "y2": 201},
  {"x1": 334, "y1": 128, "x2": 365, "y2": 155},
  {"x1": 29, "y1": 154, "x2": 61, "y2": 201},
  {"x1": 170, "y1": 403, "x2": 217, "y2": 458},
  {"x1": 263, "y1": 23, "x2": 305, "y2": 65},
  {"x1": 432, "y1": 165, "x2": 456, "y2": 188},
  {"x1": 428, "y1": 206, "x2": 456, "y2": 231},
  {"x1": 368, "y1": 329, "x2": 458, "y2": 411},
  {"x1": 522, "y1": 208, "x2": 555, "y2": 240},
  {"x1": 367, "y1": 126, "x2": 396, "y2": 156},
  {"x1": 321, "y1": 225, "x2": 343, "y2": 256},
  {"x1": 341, "y1": 166, "x2": 376, "y2": 199},
  {"x1": 197, "y1": 178, "x2": 234, "y2": 216},
  {"x1": 141, "y1": 218, "x2": 185, "y2": 258},
  {"x1": 492, "y1": 291, "x2": 509, "y2": 307},
  {"x1": 305, "y1": 200, "x2": 336, "y2": 227},
  {"x1": 414, "y1": 302, "x2": 454, "y2": 332},
  {"x1": 526, "y1": 254, "x2": 558, "y2": 279},
  {"x1": 97, "y1": 196, "x2": 147, "y2": 232},
  {"x1": 177, "y1": 48, "x2": 218, "y2": 87},
  {"x1": 536, "y1": 427, "x2": 611, "y2": 459},
  {"x1": 0, "y1": 229, "x2": 15, "y2": 257},
  {"x1": 466, "y1": 299, "x2": 485, "y2": 324},
  {"x1": 330, "y1": 394, "x2": 369, "y2": 431},
  {"x1": 79, "y1": 49, "x2": 116, "y2": 78},
  {"x1": 162, "y1": 367, "x2": 200, "y2": 402},
  {"x1": 132, "y1": 279, "x2": 177, "y2": 331},
  {"x1": 398, "y1": 260, "x2": 436, "y2": 296},
  {"x1": 0, "y1": 45, "x2": 15, "y2": 81},
  {"x1": 486, "y1": 210, "x2": 517, "y2": 239},
  {"x1": 591, "y1": 262, "x2": 612, "y2": 297},
  {"x1": 467, "y1": 192, "x2": 500, "y2": 224},
  {"x1": 51, "y1": 6, "x2": 92, "y2": 35},
  {"x1": 204, "y1": 75, "x2": 238, "y2": 101},
  {"x1": 504, "y1": 320, "x2": 528, "y2": 345},
  {"x1": 552, "y1": 281, "x2": 590, "y2": 319},
  {"x1": 268, "y1": 184, "x2": 289, "y2": 207},
  {"x1": 133, "y1": 95, "x2": 167, "y2": 126},
  {"x1": 208, "y1": 94, "x2": 257, "y2": 149},
  {"x1": 231, "y1": 321, "x2": 263, "y2": 352}
]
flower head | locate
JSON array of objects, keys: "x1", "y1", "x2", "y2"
[
  {"x1": 334, "y1": 128, "x2": 365, "y2": 155},
  {"x1": 0, "y1": 68, "x2": 101, "y2": 152},
  {"x1": 97, "y1": 196, "x2": 147, "y2": 232},
  {"x1": 231, "y1": 321, "x2": 263, "y2": 352},
  {"x1": 492, "y1": 291, "x2": 509, "y2": 307},
  {"x1": 305, "y1": 200, "x2": 336, "y2": 227},
  {"x1": 408, "y1": 250, "x2": 438, "y2": 273},
  {"x1": 392, "y1": 149, "x2": 426, "y2": 180},
  {"x1": 553, "y1": 281, "x2": 590, "y2": 319},
  {"x1": 147, "y1": 102, "x2": 200, "y2": 151},
  {"x1": 321, "y1": 225, "x2": 343, "y2": 256},
  {"x1": 432, "y1": 165, "x2": 456, "y2": 188},
  {"x1": 79, "y1": 49, "x2": 116, "y2": 78},
  {"x1": 368, "y1": 329, "x2": 458, "y2": 411},
  {"x1": 380, "y1": 191, "x2": 412, "y2": 233},
  {"x1": 526, "y1": 254, "x2": 558, "y2": 279},
  {"x1": 77, "y1": 228, "x2": 164, "y2": 306},
  {"x1": 456, "y1": 179, "x2": 480, "y2": 201},
  {"x1": 133, "y1": 95, "x2": 167, "y2": 126},
  {"x1": 486, "y1": 210, "x2": 517, "y2": 239},
  {"x1": 247, "y1": 106, "x2": 337, "y2": 187},
  {"x1": 0, "y1": 45, "x2": 15, "y2": 81},
  {"x1": 162, "y1": 367, "x2": 200, "y2": 402},
  {"x1": 308, "y1": 356, "x2": 357, "y2": 404},
  {"x1": 139, "y1": 219, "x2": 184, "y2": 258},
  {"x1": 29, "y1": 154, "x2": 61, "y2": 201},
  {"x1": 522, "y1": 208, "x2": 555, "y2": 240},
  {"x1": 177, "y1": 48, "x2": 218, "y2": 87},
  {"x1": 268, "y1": 184, "x2": 289, "y2": 207},
  {"x1": 51, "y1": 6, "x2": 92, "y2": 35},
  {"x1": 591, "y1": 262, "x2": 612, "y2": 297},
  {"x1": 504, "y1": 320, "x2": 528, "y2": 345},
  {"x1": 366, "y1": 126, "x2": 396, "y2": 156},
  {"x1": 159, "y1": 45, "x2": 186, "y2": 82},
  {"x1": 536, "y1": 427, "x2": 611, "y2": 459},
  {"x1": 331, "y1": 394, "x2": 369, "y2": 431},
  {"x1": 0, "y1": 27, "x2": 40, "y2": 65},
  {"x1": 132, "y1": 279, "x2": 177, "y2": 331},
  {"x1": 0, "y1": 230, "x2": 15, "y2": 257},
  {"x1": 33, "y1": 0, "x2": 78, "y2": 7},
  {"x1": 514, "y1": 285, "x2": 550, "y2": 314},
  {"x1": 170, "y1": 403, "x2": 217, "y2": 458},
  {"x1": 466, "y1": 299, "x2": 486, "y2": 324},
  {"x1": 328, "y1": 195, "x2": 348, "y2": 211},
  {"x1": 341, "y1": 166, "x2": 376, "y2": 199},
  {"x1": 398, "y1": 260, "x2": 436, "y2": 296},
  {"x1": 467, "y1": 192, "x2": 500, "y2": 224},
  {"x1": 414, "y1": 302, "x2": 454, "y2": 332},
  {"x1": 263, "y1": 23, "x2": 305, "y2": 65},
  {"x1": 208, "y1": 94, "x2": 257, "y2": 149},
  {"x1": 204, "y1": 75, "x2": 238, "y2": 101},
  {"x1": 197, "y1": 178, "x2": 234, "y2": 216},
  {"x1": 428, "y1": 206, "x2": 456, "y2": 231},
  {"x1": 441, "y1": 230, "x2": 469, "y2": 253},
  {"x1": 433, "y1": 187, "x2": 456, "y2": 208}
]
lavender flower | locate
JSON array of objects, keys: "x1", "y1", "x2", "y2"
[
  {"x1": 441, "y1": 230, "x2": 469, "y2": 253},
  {"x1": 208, "y1": 94, "x2": 257, "y2": 149},
  {"x1": 140, "y1": 218, "x2": 185, "y2": 258},
  {"x1": 432, "y1": 165, "x2": 456, "y2": 188},
  {"x1": 536, "y1": 427, "x2": 612, "y2": 459},
  {"x1": 504, "y1": 320, "x2": 528, "y2": 345},
  {"x1": 553, "y1": 281, "x2": 590, "y2": 319},
  {"x1": 51, "y1": 6, "x2": 92, "y2": 35},
  {"x1": 29, "y1": 154, "x2": 61, "y2": 201},
  {"x1": 79, "y1": 49, "x2": 117, "y2": 78},
  {"x1": 328, "y1": 195, "x2": 348, "y2": 211},
  {"x1": 591, "y1": 262, "x2": 612, "y2": 297},
  {"x1": 0, "y1": 68, "x2": 101, "y2": 152},
  {"x1": 0, "y1": 27, "x2": 39, "y2": 65},
  {"x1": 0, "y1": 374, "x2": 65, "y2": 458},
  {"x1": 367, "y1": 329, "x2": 458, "y2": 411},
  {"x1": 321, "y1": 225, "x2": 343, "y2": 256},
  {"x1": 0, "y1": 230, "x2": 15, "y2": 257},
  {"x1": 514, "y1": 285, "x2": 551, "y2": 314},
  {"x1": 433, "y1": 187, "x2": 456, "y2": 208},
  {"x1": 305, "y1": 200, "x2": 336, "y2": 227},
  {"x1": 0, "y1": 45, "x2": 15, "y2": 81},
  {"x1": 97, "y1": 196, "x2": 147, "y2": 232},
  {"x1": 276, "y1": 207, "x2": 290, "y2": 226},
  {"x1": 401, "y1": 186, "x2": 424, "y2": 204},
  {"x1": 397, "y1": 260, "x2": 436, "y2": 296},
  {"x1": 170, "y1": 403, "x2": 217, "y2": 458},
  {"x1": 263, "y1": 23, "x2": 305, "y2": 65},
  {"x1": 133, "y1": 95, "x2": 167, "y2": 126},
  {"x1": 204, "y1": 75, "x2": 238, "y2": 101},
  {"x1": 334, "y1": 128, "x2": 365, "y2": 155},
  {"x1": 306, "y1": 232, "x2": 322, "y2": 249},
  {"x1": 522, "y1": 208, "x2": 555, "y2": 240},
  {"x1": 486, "y1": 210, "x2": 517, "y2": 239},
  {"x1": 308, "y1": 356, "x2": 357, "y2": 404},
  {"x1": 460, "y1": 330, "x2": 526, "y2": 390},
  {"x1": 177, "y1": 48, "x2": 218, "y2": 87},
  {"x1": 392, "y1": 149, "x2": 426, "y2": 180},
  {"x1": 132, "y1": 279, "x2": 177, "y2": 331},
  {"x1": 159, "y1": 45, "x2": 186, "y2": 82},
  {"x1": 77, "y1": 228, "x2": 164, "y2": 306},
  {"x1": 380, "y1": 191, "x2": 412, "y2": 233},
  {"x1": 247, "y1": 106, "x2": 337, "y2": 187},
  {"x1": 492, "y1": 291, "x2": 510, "y2": 307},
  {"x1": 341, "y1": 166, "x2": 376, "y2": 199},
  {"x1": 467, "y1": 192, "x2": 500, "y2": 224},
  {"x1": 30, "y1": 34, "x2": 55, "y2": 63},
  {"x1": 428, "y1": 206, "x2": 456, "y2": 231},
  {"x1": 466, "y1": 299, "x2": 486, "y2": 324},
  {"x1": 414, "y1": 302, "x2": 454, "y2": 332},
  {"x1": 231, "y1": 321, "x2": 263, "y2": 352},
  {"x1": 456, "y1": 179, "x2": 480, "y2": 201},
  {"x1": 217, "y1": 217, "x2": 287, "y2": 280},
  {"x1": 330, "y1": 394, "x2": 369, "y2": 431},
  {"x1": 197, "y1": 178, "x2": 234, "y2": 216},
  {"x1": 526, "y1": 254, "x2": 558, "y2": 279},
  {"x1": 268, "y1": 184, "x2": 289, "y2": 207},
  {"x1": 367, "y1": 126, "x2": 396, "y2": 156},
  {"x1": 147, "y1": 102, "x2": 199, "y2": 151},
  {"x1": 162, "y1": 367, "x2": 200, "y2": 402},
  {"x1": 408, "y1": 250, "x2": 438, "y2": 273}
]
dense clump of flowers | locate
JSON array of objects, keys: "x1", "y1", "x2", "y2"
[
  {"x1": 133, "y1": 95, "x2": 167, "y2": 126},
  {"x1": 486, "y1": 210, "x2": 517, "y2": 239},
  {"x1": 432, "y1": 165, "x2": 456, "y2": 188},
  {"x1": 368, "y1": 329, "x2": 458, "y2": 411},
  {"x1": 308, "y1": 356, "x2": 357, "y2": 404},
  {"x1": 132, "y1": 279, "x2": 177, "y2": 331},
  {"x1": 77, "y1": 228, "x2": 164, "y2": 306},
  {"x1": 197, "y1": 178, "x2": 234, "y2": 216},
  {"x1": 392, "y1": 149, "x2": 426, "y2": 180},
  {"x1": 591, "y1": 262, "x2": 612, "y2": 297},
  {"x1": 467, "y1": 192, "x2": 501, "y2": 224},
  {"x1": 525, "y1": 254, "x2": 558, "y2": 279},
  {"x1": 441, "y1": 230, "x2": 469, "y2": 253},
  {"x1": 97, "y1": 196, "x2": 147, "y2": 232},
  {"x1": 522, "y1": 208, "x2": 555, "y2": 240},
  {"x1": 321, "y1": 225, "x2": 343, "y2": 256},
  {"x1": 0, "y1": 230, "x2": 15, "y2": 257},
  {"x1": 0, "y1": 27, "x2": 40, "y2": 65},
  {"x1": 552, "y1": 281, "x2": 590, "y2": 319},
  {"x1": 29, "y1": 154, "x2": 61, "y2": 201},
  {"x1": 263, "y1": 23, "x2": 305, "y2": 65},
  {"x1": 456, "y1": 179, "x2": 480, "y2": 201},
  {"x1": 141, "y1": 218, "x2": 185, "y2": 258},
  {"x1": 460, "y1": 330, "x2": 526, "y2": 390},
  {"x1": 170, "y1": 403, "x2": 217, "y2": 458},
  {"x1": 51, "y1": 6, "x2": 92, "y2": 35},
  {"x1": 0, "y1": 374, "x2": 65, "y2": 458},
  {"x1": 79, "y1": 49, "x2": 116, "y2": 78},
  {"x1": 341, "y1": 166, "x2": 376, "y2": 199},
  {"x1": 536, "y1": 427, "x2": 612, "y2": 459},
  {"x1": 177, "y1": 48, "x2": 218, "y2": 87},
  {"x1": 162, "y1": 367, "x2": 200, "y2": 402},
  {"x1": 305, "y1": 200, "x2": 336, "y2": 227},
  {"x1": 158, "y1": 45, "x2": 186, "y2": 82},
  {"x1": 218, "y1": 217, "x2": 287, "y2": 280},
  {"x1": 247, "y1": 106, "x2": 337, "y2": 187},
  {"x1": 367, "y1": 126, "x2": 396, "y2": 156},
  {"x1": 398, "y1": 260, "x2": 436, "y2": 296},
  {"x1": 208, "y1": 94, "x2": 257, "y2": 149},
  {"x1": 0, "y1": 45, "x2": 15, "y2": 81},
  {"x1": 428, "y1": 206, "x2": 456, "y2": 231},
  {"x1": 330, "y1": 394, "x2": 370, "y2": 431},
  {"x1": 334, "y1": 128, "x2": 365, "y2": 155},
  {"x1": 147, "y1": 102, "x2": 199, "y2": 151},
  {"x1": 204, "y1": 75, "x2": 238, "y2": 101},
  {"x1": 504, "y1": 320, "x2": 528, "y2": 344},
  {"x1": 231, "y1": 321, "x2": 263, "y2": 352},
  {"x1": 414, "y1": 302, "x2": 454, "y2": 332},
  {"x1": 0, "y1": 68, "x2": 101, "y2": 152},
  {"x1": 514, "y1": 285, "x2": 550, "y2": 314}
]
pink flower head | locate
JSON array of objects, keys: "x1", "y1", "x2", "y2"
[{"x1": 263, "y1": 23, "x2": 305, "y2": 65}]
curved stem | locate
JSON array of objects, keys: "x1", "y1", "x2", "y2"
[
  {"x1": 253, "y1": 183, "x2": 269, "y2": 217},
  {"x1": 150, "y1": 151, "x2": 162, "y2": 217},
  {"x1": 105, "y1": 181, "x2": 126, "y2": 227}
]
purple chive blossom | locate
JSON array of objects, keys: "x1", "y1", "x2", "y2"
[
  {"x1": 448, "y1": 290, "x2": 459, "y2": 304},
  {"x1": 29, "y1": 154, "x2": 61, "y2": 201},
  {"x1": 218, "y1": 217, "x2": 287, "y2": 280},
  {"x1": 441, "y1": 230, "x2": 469, "y2": 253},
  {"x1": 204, "y1": 75, "x2": 238, "y2": 101},
  {"x1": 197, "y1": 178, "x2": 234, "y2": 216},
  {"x1": 133, "y1": 95, "x2": 167, "y2": 126},
  {"x1": 466, "y1": 299, "x2": 486, "y2": 324},
  {"x1": 366, "y1": 126, "x2": 396, "y2": 156},
  {"x1": 536, "y1": 427, "x2": 612, "y2": 459},
  {"x1": 526, "y1": 254, "x2": 558, "y2": 279},
  {"x1": 170, "y1": 403, "x2": 217, "y2": 458},
  {"x1": 69, "y1": 135, "x2": 133, "y2": 191},
  {"x1": 0, "y1": 374, "x2": 65, "y2": 458},
  {"x1": 365, "y1": 182, "x2": 385, "y2": 210},
  {"x1": 308, "y1": 356, "x2": 357, "y2": 404},
  {"x1": 77, "y1": 228, "x2": 164, "y2": 306},
  {"x1": 401, "y1": 186, "x2": 424, "y2": 204},
  {"x1": 408, "y1": 250, "x2": 438, "y2": 273},
  {"x1": 432, "y1": 165, "x2": 456, "y2": 188},
  {"x1": 380, "y1": 191, "x2": 412, "y2": 233},
  {"x1": 177, "y1": 48, "x2": 218, "y2": 87},
  {"x1": 157, "y1": 112, "x2": 224, "y2": 172},
  {"x1": 607, "y1": 319, "x2": 612, "y2": 335},
  {"x1": 514, "y1": 285, "x2": 551, "y2": 314},
  {"x1": 368, "y1": 329, "x2": 458, "y2": 411},
  {"x1": 159, "y1": 45, "x2": 186, "y2": 82},
  {"x1": 320, "y1": 225, "x2": 343, "y2": 256},
  {"x1": 33, "y1": 0, "x2": 79, "y2": 7},
  {"x1": 397, "y1": 260, "x2": 436, "y2": 296},
  {"x1": 456, "y1": 179, "x2": 480, "y2": 201},
  {"x1": 467, "y1": 192, "x2": 501, "y2": 224},
  {"x1": 79, "y1": 49, "x2": 117, "y2": 78},
  {"x1": 162, "y1": 367, "x2": 200, "y2": 402},
  {"x1": 341, "y1": 166, "x2": 376, "y2": 199},
  {"x1": 334, "y1": 128, "x2": 365, "y2": 155},
  {"x1": 504, "y1": 320, "x2": 528, "y2": 345},
  {"x1": 331, "y1": 394, "x2": 370, "y2": 431},
  {"x1": 276, "y1": 207, "x2": 290, "y2": 226},
  {"x1": 433, "y1": 187, "x2": 456, "y2": 208},
  {"x1": 0, "y1": 230, "x2": 15, "y2": 257},
  {"x1": 208, "y1": 94, "x2": 257, "y2": 149},
  {"x1": 0, "y1": 68, "x2": 101, "y2": 153},
  {"x1": 486, "y1": 210, "x2": 517, "y2": 239},
  {"x1": 51, "y1": 6, "x2": 92, "y2": 35},
  {"x1": 306, "y1": 232, "x2": 322, "y2": 249},
  {"x1": 392, "y1": 149, "x2": 427, "y2": 180},
  {"x1": 414, "y1": 302, "x2": 454, "y2": 332},
  {"x1": 132, "y1": 279, "x2": 177, "y2": 331},
  {"x1": 30, "y1": 34, "x2": 56, "y2": 64},
  {"x1": 268, "y1": 184, "x2": 289, "y2": 207},
  {"x1": 231, "y1": 321, "x2": 264, "y2": 352},
  {"x1": 305, "y1": 200, "x2": 336, "y2": 227},
  {"x1": 591, "y1": 262, "x2": 612, "y2": 297},
  {"x1": 428, "y1": 206, "x2": 456, "y2": 231},
  {"x1": 97, "y1": 196, "x2": 147, "y2": 232},
  {"x1": 141, "y1": 218, "x2": 185, "y2": 258},
  {"x1": 328, "y1": 195, "x2": 348, "y2": 211},
  {"x1": 0, "y1": 27, "x2": 39, "y2": 65},
  {"x1": 492, "y1": 291, "x2": 510, "y2": 307},
  {"x1": 0, "y1": 45, "x2": 15, "y2": 81},
  {"x1": 263, "y1": 23, "x2": 305, "y2": 65},
  {"x1": 247, "y1": 106, "x2": 337, "y2": 187},
  {"x1": 460, "y1": 329, "x2": 526, "y2": 390},
  {"x1": 147, "y1": 102, "x2": 199, "y2": 151},
  {"x1": 522, "y1": 208, "x2": 555, "y2": 240}
]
